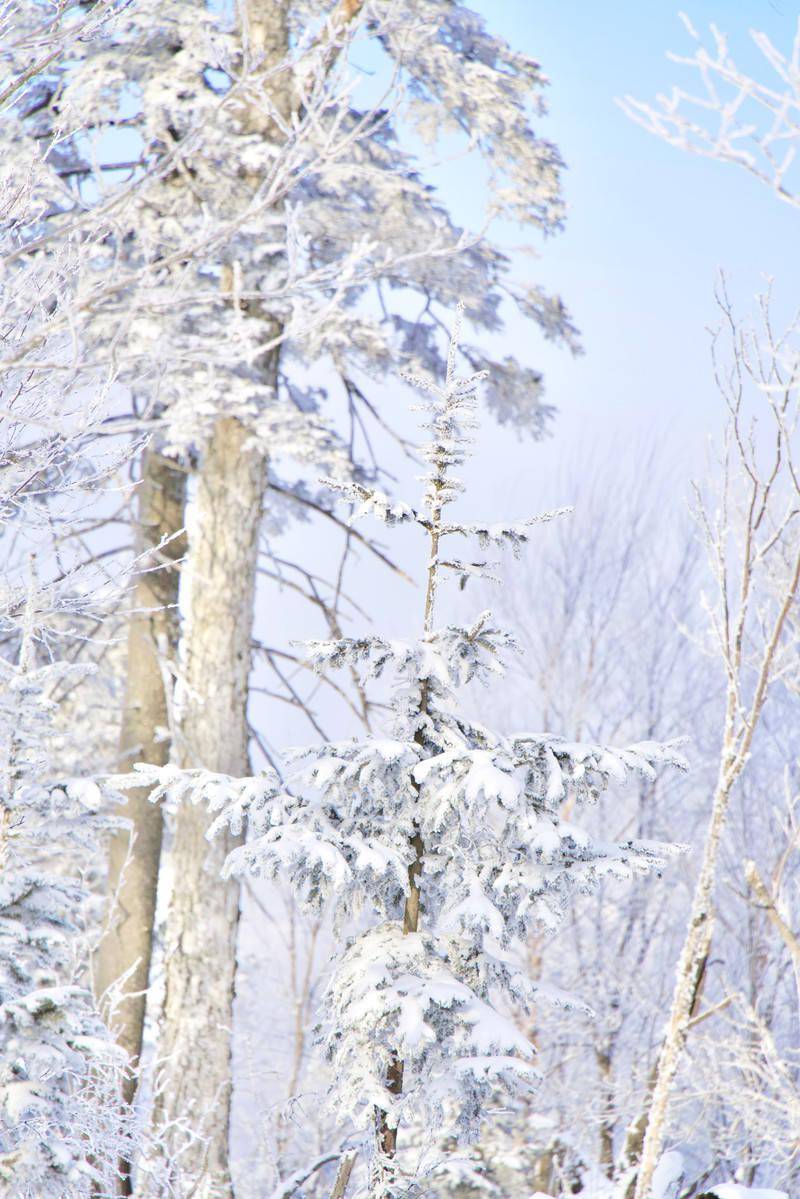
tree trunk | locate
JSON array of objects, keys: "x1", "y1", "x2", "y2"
[
  {"x1": 94, "y1": 449, "x2": 186, "y2": 1189},
  {"x1": 596, "y1": 1046, "x2": 615, "y2": 1178},
  {"x1": 144, "y1": 416, "x2": 269, "y2": 1198},
  {"x1": 621, "y1": 935, "x2": 710, "y2": 1194},
  {"x1": 631, "y1": 763, "x2": 731, "y2": 1199},
  {"x1": 135, "y1": 1, "x2": 383, "y2": 1189},
  {"x1": 140, "y1": 1, "x2": 291, "y2": 1190}
]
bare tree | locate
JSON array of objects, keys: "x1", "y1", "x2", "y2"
[{"x1": 630, "y1": 288, "x2": 800, "y2": 1199}]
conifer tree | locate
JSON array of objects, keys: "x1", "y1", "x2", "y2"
[{"x1": 129, "y1": 305, "x2": 686, "y2": 1195}]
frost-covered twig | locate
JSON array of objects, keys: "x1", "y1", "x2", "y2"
[{"x1": 620, "y1": 14, "x2": 800, "y2": 210}]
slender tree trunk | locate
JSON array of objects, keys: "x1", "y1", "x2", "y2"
[
  {"x1": 622, "y1": 935, "x2": 710, "y2": 1192},
  {"x1": 329, "y1": 1151, "x2": 356, "y2": 1199},
  {"x1": 596, "y1": 1046, "x2": 615, "y2": 1178},
  {"x1": 373, "y1": 504, "x2": 440, "y2": 1181},
  {"x1": 94, "y1": 449, "x2": 186, "y2": 1190},
  {"x1": 631, "y1": 762, "x2": 732, "y2": 1199}
]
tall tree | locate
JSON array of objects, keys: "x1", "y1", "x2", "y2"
[
  {"x1": 629, "y1": 292, "x2": 800, "y2": 1199},
  {"x1": 140, "y1": 7, "x2": 293, "y2": 1192},
  {"x1": 94, "y1": 452, "x2": 186, "y2": 1111},
  {"x1": 3, "y1": 4, "x2": 579, "y2": 1190}
]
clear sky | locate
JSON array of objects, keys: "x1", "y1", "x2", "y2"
[{"x1": 452, "y1": 1, "x2": 800, "y2": 495}]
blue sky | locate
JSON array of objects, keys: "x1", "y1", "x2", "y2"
[{"x1": 450, "y1": 1, "x2": 800, "y2": 493}]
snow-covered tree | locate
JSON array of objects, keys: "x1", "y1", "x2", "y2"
[
  {"x1": 424, "y1": 404, "x2": 799, "y2": 1198},
  {"x1": 2, "y1": 8, "x2": 581, "y2": 1185},
  {"x1": 0, "y1": 96, "x2": 148, "y2": 1191},
  {"x1": 125, "y1": 305, "x2": 686, "y2": 1195},
  {"x1": 417, "y1": 457, "x2": 711, "y2": 1199},
  {"x1": 0, "y1": 590, "x2": 132, "y2": 1198}
]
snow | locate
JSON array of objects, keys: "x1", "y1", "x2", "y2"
[
  {"x1": 9, "y1": 0, "x2": 791, "y2": 1193},
  {"x1": 0, "y1": 622, "x2": 133, "y2": 1193},
  {"x1": 652, "y1": 1151, "x2": 684, "y2": 1199},
  {"x1": 708, "y1": 1187, "x2": 788, "y2": 1199}
]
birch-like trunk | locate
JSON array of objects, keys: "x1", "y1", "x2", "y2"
[
  {"x1": 146, "y1": 416, "x2": 269, "y2": 1197},
  {"x1": 631, "y1": 546, "x2": 800, "y2": 1197},
  {"x1": 630, "y1": 763, "x2": 731, "y2": 1199},
  {"x1": 95, "y1": 450, "x2": 186, "y2": 1096},
  {"x1": 141, "y1": 3, "x2": 291, "y2": 1192},
  {"x1": 622, "y1": 933, "x2": 711, "y2": 1187}
]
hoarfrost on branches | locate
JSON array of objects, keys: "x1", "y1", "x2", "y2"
[
  {"x1": 0, "y1": 595, "x2": 131, "y2": 1197},
  {"x1": 620, "y1": 15, "x2": 800, "y2": 210},
  {"x1": 2, "y1": 0, "x2": 582, "y2": 483}
]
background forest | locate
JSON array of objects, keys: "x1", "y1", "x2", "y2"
[{"x1": 1, "y1": 3, "x2": 799, "y2": 1199}]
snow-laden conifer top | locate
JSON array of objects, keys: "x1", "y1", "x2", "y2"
[{"x1": 122, "y1": 303, "x2": 686, "y2": 1195}]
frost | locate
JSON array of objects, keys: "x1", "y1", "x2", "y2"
[
  {"x1": 325, "y1": 924, "x2": 539, "y2": 1137},
  {"x1": 0, "y1": 598, "x2": 132, "y2": 1195},
  {"x1": 321, "y1": 478, "x2": 422, "y2": 528}
]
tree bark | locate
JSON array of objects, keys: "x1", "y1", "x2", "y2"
[
  {"x1": 137, "y1": 0, "x2": 390, "y2": 1189},
  {"x1": 630, "y1": 765, "x2": 730, "y2": 1199},
  {"x1": 144, "y1": 416, "x2": 269, "y2": 1197},
  {"x1": 622, "y1": 926, "x2": 711, "y2": 1192},
  {"x1": 141, "y1": 0, "x2": 291, "y2": 1191},
  {"x1": 94, "y1": 449, "x2": 186, "y2": 1188}
]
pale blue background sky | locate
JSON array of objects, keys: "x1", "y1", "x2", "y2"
[{"x1": 455, "y1": 1, "x2": 800, "y2": 484}]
